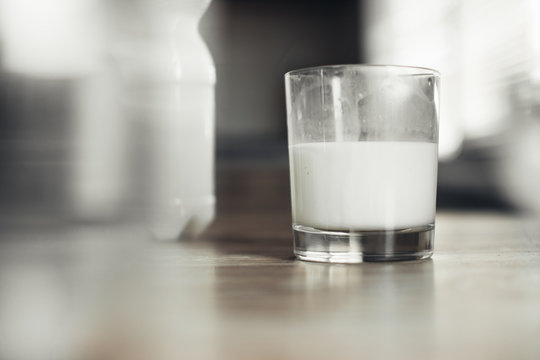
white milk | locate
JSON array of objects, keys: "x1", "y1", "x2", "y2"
[{"x1": 289, "y1": 141, "x2": 438, "y2": 230}]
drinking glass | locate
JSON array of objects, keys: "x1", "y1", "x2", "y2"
[{"x1": 285, "y1": 65, "x2": 440, "y2": 263}]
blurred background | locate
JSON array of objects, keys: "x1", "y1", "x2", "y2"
[
  {"x1": 1, "y1": 1, "x2": 540, "y2": 360},
  {"x1": 1, "y1": 0, "x2": 540, "y2": 226},
  {"x1": 202, "y1": 0, "x2": 540, "y2": 212}
]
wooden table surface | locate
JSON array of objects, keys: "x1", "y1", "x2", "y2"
[{"x1": 1, "y1": 168, "x2": 539, "y2": 360}]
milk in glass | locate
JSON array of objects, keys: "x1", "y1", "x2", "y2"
[{"x1": 289, "y1": 141, "x2": 438, "y2": 230}]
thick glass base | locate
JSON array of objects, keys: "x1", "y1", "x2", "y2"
[{"x1": 293, "y1": 224, "x2": 434, "y2": 263}]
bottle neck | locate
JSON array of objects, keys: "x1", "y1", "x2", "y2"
[
  {"x1": 145, "y1": 13, "x2": 200, "y2": 38},
  {"x1": 107, "y1": 1, "x2": 207, "y2": 40},
  {"x1": 107, "y1": 1, "x2": 214, "y2": 84}
]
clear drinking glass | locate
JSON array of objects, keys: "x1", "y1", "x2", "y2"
[{"x1": 285, "y1": 65, "x2": 440, "y2": 263}]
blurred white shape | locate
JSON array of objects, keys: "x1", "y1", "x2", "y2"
[
  {"x1": 0, "y1": 0, "x2": 124, "y2": 221},
  {"x1": 0, "y1": 0, "x2": 102, "y2": 77},
  {"x1": 498, "y1": 121, "x2": 540, "y2": 215},
  {"x1": 366, "y1": 0, "x2": 540, "y2": 212},
  {"x1": 495, "y1": 0, "x2": 540, "y2": 215},
  {"x1": 529, "y1": 0, "x2": 540, "y2": 82},
  {"x1": 71, "y1": 74, "x2": 126, "y2": 221},
  {"x1": 364, "y1": 0, "x2": 533, "y2": 161},
  {"x1": 108, "y1": 0, "x2": 216, "y2": 239},
  {"x1": 0, "y1": 0, "x2": 217, "y2": 236},
  {"x1": 364, "y1": 0, "x2": 462, "y2": 160},
  {"x1": 459, "y1": 0, "x2": 529, "y2": 138}
]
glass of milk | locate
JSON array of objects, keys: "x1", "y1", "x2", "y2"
[{"x1": 285, "y1": 65, "x2": 440, "y2": 263}]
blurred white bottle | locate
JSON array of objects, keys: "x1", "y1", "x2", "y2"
[{"x1": 110, "y1": 0, "x2": 216, "y2": 239}]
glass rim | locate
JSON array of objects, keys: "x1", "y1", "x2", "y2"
[{"x1": 284, "y1": 64, "x2": 440, "y2": 78}]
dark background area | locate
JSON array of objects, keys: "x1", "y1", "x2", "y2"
[{"x1": 200, "y1": 0, "x2": 361, "y2": 165}]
